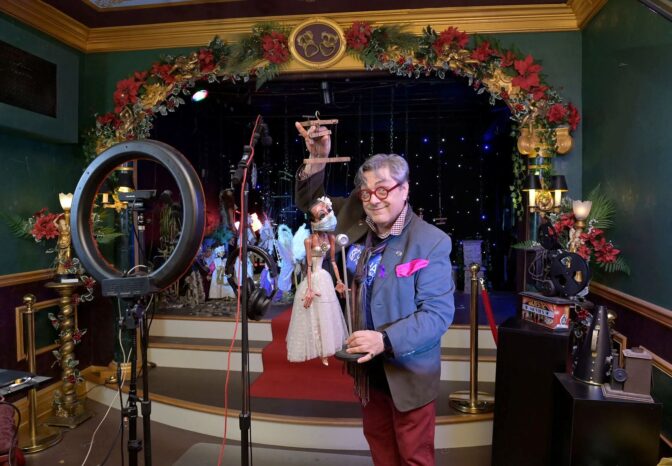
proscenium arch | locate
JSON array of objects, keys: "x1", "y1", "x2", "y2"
[
  {"x1": 86, "y1": 21, "x2": 579, "y2": 214},
  {"x1": 71, "y1": 139, "x2": 206, "y2": 290}
]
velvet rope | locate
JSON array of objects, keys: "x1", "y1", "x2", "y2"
[{"x1": 479, "y1": 280, "x2": 498, "y2": 346}]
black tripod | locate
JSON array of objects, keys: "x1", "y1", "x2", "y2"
[{"x1": 116, "y1": 295, "x2": 153, "y2": 466}]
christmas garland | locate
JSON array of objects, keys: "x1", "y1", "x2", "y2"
[{"x1": 85, "y1": 22, "x2": 580, "y2": 216}]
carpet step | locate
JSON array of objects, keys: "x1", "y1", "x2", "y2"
[
  {"x1": 150, "y1": 315, "x2": 496, "y2": 350},
  {"x1": 147, "y1": 336, "x2": 496, "y2": 381},
  {"x1": 84, "y1": 366, "x2": 494, "y2": 451}
]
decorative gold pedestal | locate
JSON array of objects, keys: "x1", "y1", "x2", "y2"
[
  {"x1": 44, "y1": 281, "x2": 92, "y2": 428},
  {"x1": 19, "y1": 295, "x2": 62, "y2": 453}
]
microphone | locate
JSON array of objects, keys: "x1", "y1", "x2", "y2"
[{"x1": 336, "y1": 234, "x2": 349, "y2": 246}]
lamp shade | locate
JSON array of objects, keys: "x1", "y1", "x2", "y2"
[
  {"x1": 59, "y1": 192, "x2": 73, "y2": 210},
  {"x1": 522, "y1": 174, "x2": 542, "y2": 191},
  {"x1": 116, "y1": 165, "x2": 135, "y2": 193},
  {"x1": 550, "y1": 175, "x2": 568, "y2": 192},
  {"x1": 572, "y1": 200, "x2": 593, "y2": 220}
]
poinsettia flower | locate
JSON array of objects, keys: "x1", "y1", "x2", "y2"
[
  {"x1": 150, "y1": 62, "x2": 176, "y2": 84},
  {"x1": 567, "y1": 103, "x2": 581, "y2": 130},
  {"x1": 577, "y1": 244, "x2": 592, "y2": 260},
  {"x1": 595, "y1": 242, "x2": 620, "y2": 263},
  {"x1": 113, "y1": 76, "x2": 144, "y2": 113},
  {"x1": 198, "y1": 48, "x2": 216, "y2": 73},
  {"x1": 531, "y1": 85, "x2": 549, "y2": 101},
  {"x1": 261, "y1": 31, "x2": 289, "y2": 64},
  {"x1": 345, "y1": 21, "x2": 373, "y2": 51},
  {"x1": 547, "y1": 103, "x2": 568, "y2": 124},
  {"x1": 31, "y1": 210, "x2": 59, "y2": 241},
  {"x1": 512, "y1": 55, "x2": 542, "y2": 91},
  {"x1": 499, "y1": 50, "x2": 516, "y2": 68},
  {"x1": 433, "y1": 27, "x2": 469, "y2": 56},
  {"x1": 471, "y1": 41, "x2": 496, "y2": 62}
]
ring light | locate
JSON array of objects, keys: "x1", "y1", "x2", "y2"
[{"x1": 70, "y1": 140, "x2": 205, "y2": 291}]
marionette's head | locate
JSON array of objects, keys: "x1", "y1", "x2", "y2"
[{"x1": 309, "y1": 196, "x2": 337, "y2": 232}]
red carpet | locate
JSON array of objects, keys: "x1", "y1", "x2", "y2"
[{"x1": 250, "y1": 307, "x2": 358, "y2": 402}]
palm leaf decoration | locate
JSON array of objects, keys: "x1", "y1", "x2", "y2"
[
  {"x1": 586, "y1": 184, "x2": 615, "y2": 230},
  {"x1": 511, "y1": 240, "x2": 541, "y2": 250},
  {"x1": 598, "y1": 256, "x2": 630, "y2": 275},
  {"x1": 1, "y1": 212, "x2": 32, "y2": 239}
]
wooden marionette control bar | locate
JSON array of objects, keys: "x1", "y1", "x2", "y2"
[
  {"x1": 298, "y1": 117, "x2": 339, "y2": 139},
  {"x1": 303, "y1": 156, "x2": 351, "y2": 164}
]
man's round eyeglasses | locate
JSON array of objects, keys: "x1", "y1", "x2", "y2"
[{"x1": 357, "y1": 183, "x2": 401, "y2": 202}]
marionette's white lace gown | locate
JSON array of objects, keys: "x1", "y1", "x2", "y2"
[{"x1": 286, "y1": 244, "x2": 348, "y2": 362}]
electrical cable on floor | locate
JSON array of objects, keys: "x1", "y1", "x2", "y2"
[{"x1": 80, "y1": 362, "x2": 128, "y2": 466}]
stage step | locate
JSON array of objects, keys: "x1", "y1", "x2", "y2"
[
  {"x1": 146, "y1": 335, "x2": 496, "y2": 381},
  {"x1": 150, "y1": 314, "x2": 497, "y2": 350},
  {"x1": 84, "y1": 366, "x2": 494, "y2": 451}
]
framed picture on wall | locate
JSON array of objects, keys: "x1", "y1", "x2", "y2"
[
  {"x1": 640, "y1": 0, "x2": 672, "y2": 21},
  {"x1": 15, "y1": 297, "x2": 78, "y2": 362},
  {"x1": 640, "y1": 346, "x2": 672, "y2": 449},
  {"x1": 612, "y1": 330, "x2": 628, "y2": 367}
]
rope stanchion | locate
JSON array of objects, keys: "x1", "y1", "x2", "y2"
[
  {"x1": 479, "y1": 277, "x2": 498, "y2": 346},
  {"x1": 448, "y1": 264, "x2": 495, "y2": 414}
]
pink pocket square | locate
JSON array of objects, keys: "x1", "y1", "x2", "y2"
[{"x1": 395, "y1": 259, "x2": 429, "y2": 278}]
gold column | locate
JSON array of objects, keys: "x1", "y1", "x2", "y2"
[
  {"x1": 448, "y1": 264, "x2": 495, "y2": 414},
  {"x1": 19, "y1": 294, "x2": 62, "y2": 453},
  {"x1": 44, "y1": 282, "x2": 92, "y2": 428}
]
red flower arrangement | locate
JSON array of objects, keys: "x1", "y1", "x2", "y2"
[
  {"x1": 30, "y1": 208, "x2": 60, "y2": 241},
  {"x1": 432, "y1": 26, "x2": 469, "y2": 55},
  {"x1": 261, "y1": 31, "x2": 290, "y2": 64},
  {"x1": 345, "y1": 21, "x2": 373, "y2": 51}
]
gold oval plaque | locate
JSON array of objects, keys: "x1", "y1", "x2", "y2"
[{"x1": 289, "y1": 17, "x2": 346, "y2": 69}]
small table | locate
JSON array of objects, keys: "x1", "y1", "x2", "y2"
[{"x1": 551, "y1": 372, "x2": 662, "y2": 466}]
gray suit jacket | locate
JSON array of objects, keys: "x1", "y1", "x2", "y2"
[{"x1": 296, "y1": 170, "x2": 455, "y2": 412}]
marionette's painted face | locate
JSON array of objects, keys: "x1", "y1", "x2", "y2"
[{"x1": 310, "y1": 201, "x2": 337, "y2": 232}]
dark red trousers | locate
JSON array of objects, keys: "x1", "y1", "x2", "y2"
[{"x1": 362, "y1": 389, "x2": 436, "y2": 466}]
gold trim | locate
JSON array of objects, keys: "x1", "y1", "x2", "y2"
[
  {"x1": 0, "y1": 269, "x2": 53, "y2": 288},
  {"x1": 82, "y1": 0, "x2": 244, "y2": 14},
  {"x1": 288, "y1": 17, "x2": 347, "y2": 69},
  {"x1": 0, "y1": 3, "x2": 596, "y2": 53},
  {"x1": 15, "y1": 297, "x2": 79, "y2": 362},
  {"x1": 590, "y1": 282, "x2": 672, "y2": 329},
  {"x1": 567, "y1": 0, "x2": 608, "y2": 28},
  {"x1": 0, "y1": 0, "x2": 89, "y2": 51}
]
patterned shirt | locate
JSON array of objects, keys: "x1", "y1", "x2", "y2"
[{"x1": 365, "y1": 203, "x2": 409, "y2": 239}]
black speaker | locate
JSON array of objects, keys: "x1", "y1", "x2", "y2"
[
  {"x1": 225, "y1": 245, "x2": 278, "y2": 320},
  {"x1": 491, "y1": 317, "x2": 571, "y2": 466}
]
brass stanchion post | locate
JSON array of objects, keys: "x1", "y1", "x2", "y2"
[
  {"x1": 448, "y1": 263, "x2": 495, "y2": 414},
  {"x1": 44, "y1": 282, "x2": 93, "y2": 428},
  {"x1": 18, "y1": 294, "x2": 62, "y2": 453}
]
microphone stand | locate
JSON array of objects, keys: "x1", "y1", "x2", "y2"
[{"x1": 233, "y1": 120, "x2": 261, "y2": 466}]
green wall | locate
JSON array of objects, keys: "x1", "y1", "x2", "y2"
[
  {"x1": 0, "y1": 14, "x2": 84, "y2": 274},
  {"x1": 583, "y1": 0, "x2": 672, "y2": 308}
]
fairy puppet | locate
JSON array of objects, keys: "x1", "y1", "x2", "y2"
[{"x1": 286, "y1": 196, "x2": 348, "y2": 365}]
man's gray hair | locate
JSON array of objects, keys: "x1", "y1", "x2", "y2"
[{"x1": 354, "y1": 153, "x2": 409, "y2": 188}]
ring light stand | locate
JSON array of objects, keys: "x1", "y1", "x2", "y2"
[{"x1": 70, "y1": 140, "x2": 205, "y2": 466}]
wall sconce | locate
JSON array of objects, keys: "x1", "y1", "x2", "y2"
[{"x1": 523, "y1": 174, "x2": 568, "y2": 214}]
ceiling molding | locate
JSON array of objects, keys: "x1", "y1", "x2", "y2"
[
  {"x1": 567, "y1": 0, "x2": 608, "y2": 29},
  {"x1": 0, "y1": 2, "x2": 595, "y2": 53},
  {"x1": 1, "y1": 0, "x2": 89, "y2": 51}
]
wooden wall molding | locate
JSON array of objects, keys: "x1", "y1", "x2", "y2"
[
  {"x1": 0, "y1": 1, "x2": 606, "y2": 53},
  {"x1": 0, "y1": 269, "x2": 53, "y2": 288},
  {"x1": 591, "y1": 282, "x2": 672, "y2": 329}
]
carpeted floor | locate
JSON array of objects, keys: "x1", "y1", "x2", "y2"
[{"x1": 249, "y1": 308, "x2": 358, "y2": 402}]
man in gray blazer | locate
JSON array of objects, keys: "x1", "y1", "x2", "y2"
[{"x1": 295, "y1": 123, "x2": 455, "y2": 466}]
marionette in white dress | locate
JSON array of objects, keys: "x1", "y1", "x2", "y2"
[
  {"x1": 208, "y1": 245, "x2": 236, "y2": 299},
  {"x1": 286, "y1": 197, "x2": 348, "y2": 365}
]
